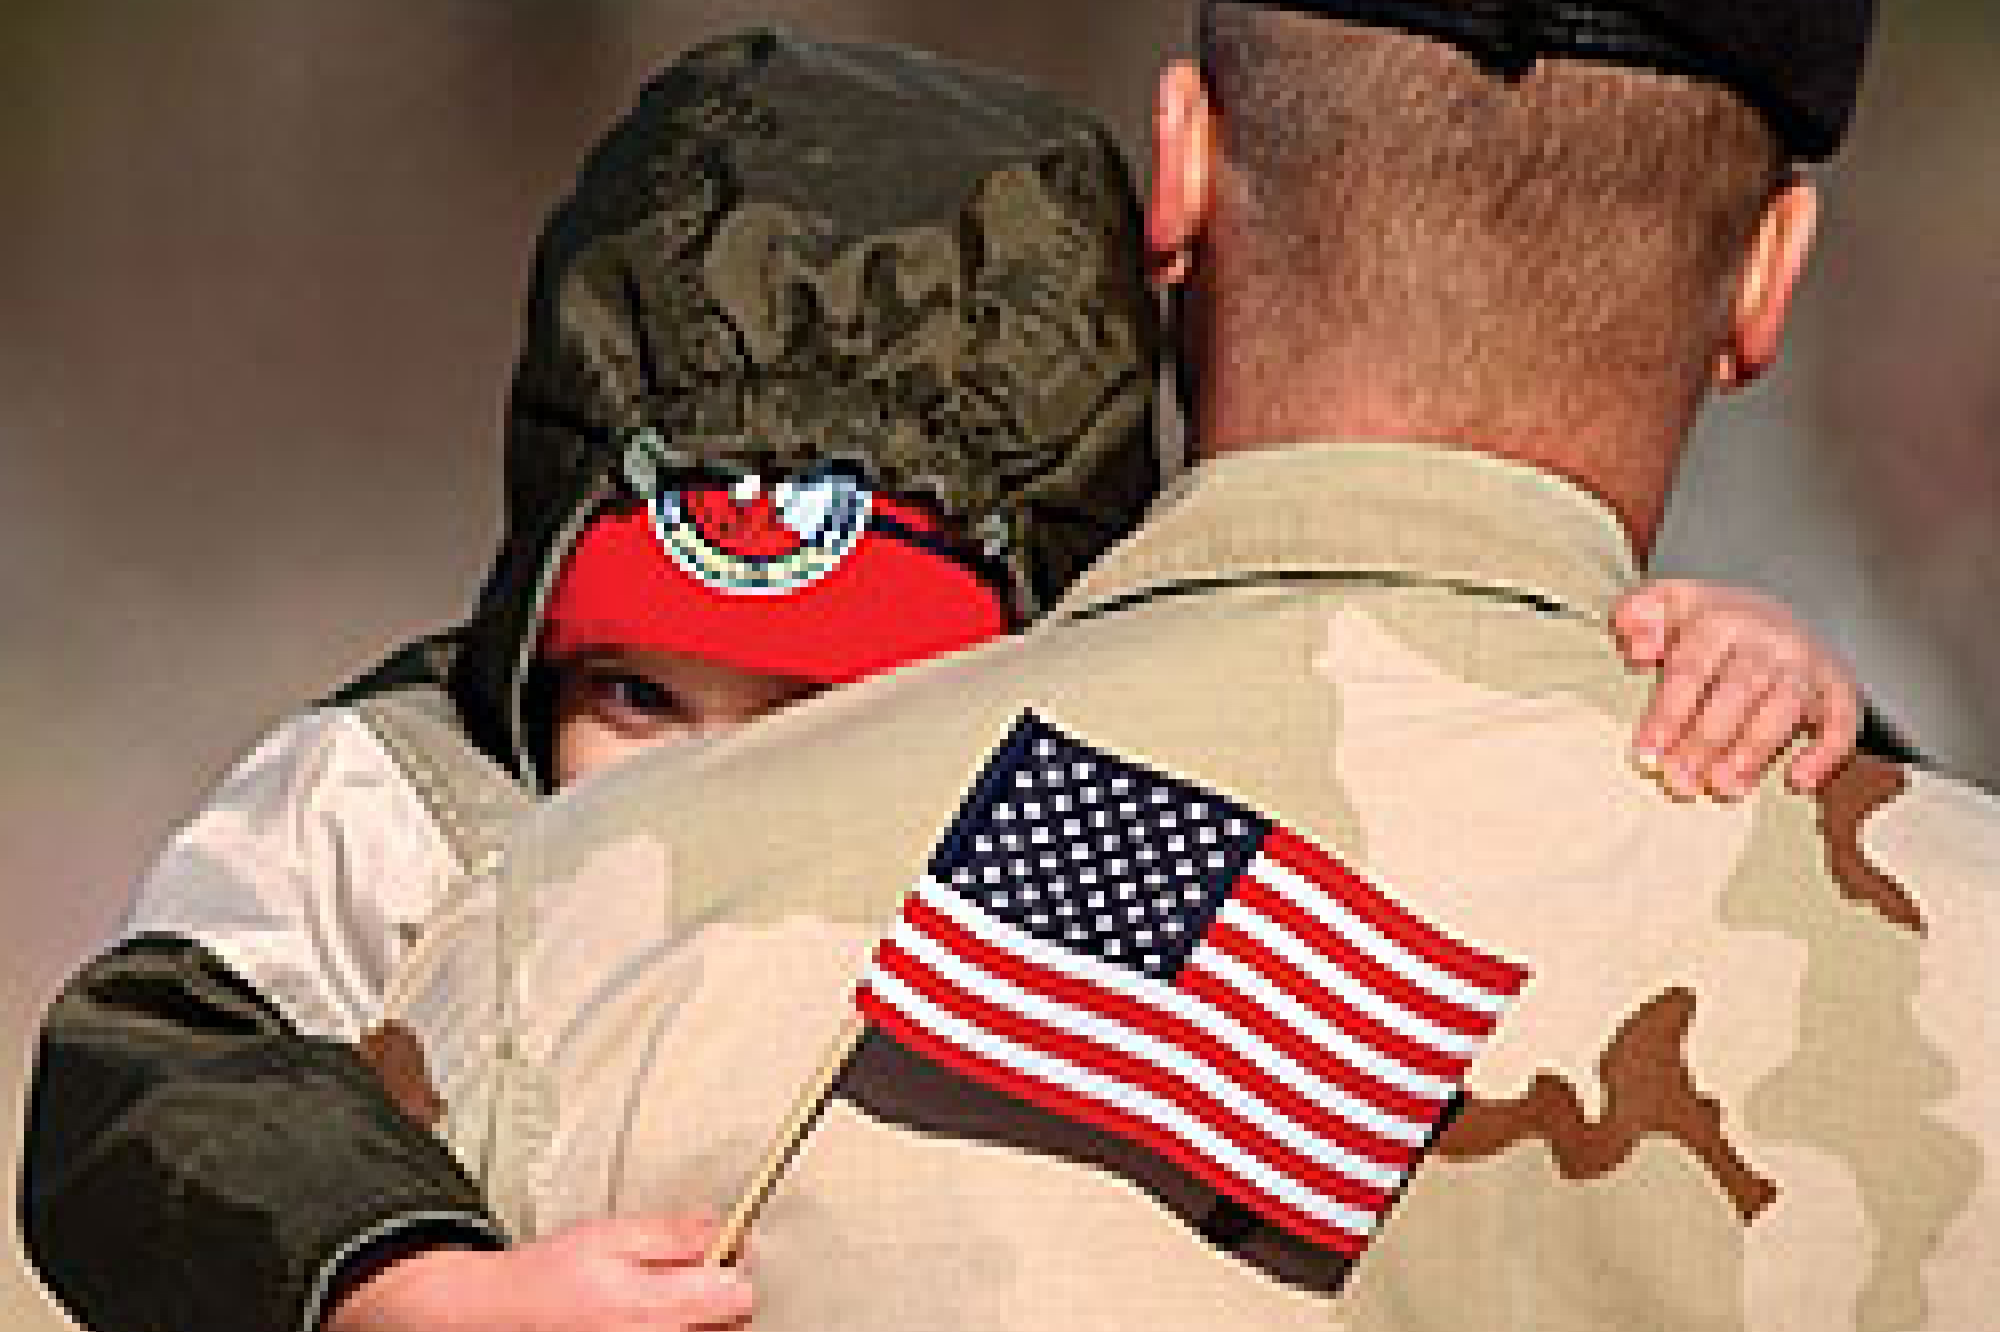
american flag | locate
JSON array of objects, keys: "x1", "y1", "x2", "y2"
[{"x1": 856, "y1": 713, "x2": 1531, "y2": 1257}]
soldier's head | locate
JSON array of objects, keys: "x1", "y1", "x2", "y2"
[{"x1": 1150, "y1": 0, "x2": 1873, "y2": 550}]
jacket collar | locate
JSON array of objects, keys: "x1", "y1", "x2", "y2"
[{"x1": 1053, "y1": 443, "x2": 1641, "y2": 627}]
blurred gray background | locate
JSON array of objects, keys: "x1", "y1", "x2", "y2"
[{"x1": 2, "y1": 4, "x2": 1993, "y2": 1326}]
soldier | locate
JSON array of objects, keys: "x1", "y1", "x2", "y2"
[
  {"x1": 375, "y1": 3, "x2": 2000, "y2": 1330},
  {"x1": 20, "y1": 21, "x2": 1896, "y2": 1332}
]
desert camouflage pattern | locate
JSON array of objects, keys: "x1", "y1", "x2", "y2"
[{"x1": 387, "y1": 443, "x2": 2000, "y2": 1331}]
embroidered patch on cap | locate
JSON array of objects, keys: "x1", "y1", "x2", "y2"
[{"x1": 649, "y1": 467, "x2": 873, "y2": 597}]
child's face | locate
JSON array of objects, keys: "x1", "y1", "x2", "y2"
[{"x1": 550, "y1": 649, "x2": 823, "y2": 787}]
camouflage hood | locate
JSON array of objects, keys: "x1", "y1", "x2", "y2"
[{"x1": 442, "y1": 29, "x2": 1160, "y2": 784}]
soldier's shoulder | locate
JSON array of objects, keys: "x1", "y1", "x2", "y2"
[{"x1": 1848, "y1": 758, "x2": 2000, "y2": 886}]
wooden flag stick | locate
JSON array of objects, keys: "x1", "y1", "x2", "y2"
[{"x1": 704, "y1": 1014, "x2": 868, "y2": 1267}]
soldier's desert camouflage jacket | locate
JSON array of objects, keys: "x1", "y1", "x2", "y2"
[
  {"x1": 388, "y1": 443, "x2": 2000, "y2": 1331},
  {"x1": 17, "y1": 31, "x2": 1157, "y2": 1332}
]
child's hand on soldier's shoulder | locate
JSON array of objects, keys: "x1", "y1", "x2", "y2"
[
  {"x1": 323, "y1": 1216, "x2": 753, "y2": 1332},
  {"x1": 1613, "y1": 578, "x2": 1862, "y2": 803}
]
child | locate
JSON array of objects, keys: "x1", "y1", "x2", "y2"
[
  {"x1": 20, "y1": 30, "x2": 1862, "y2": 1332},
  {"x1": 540, "y1": 464, "x2": 1018, "y2": 785}
]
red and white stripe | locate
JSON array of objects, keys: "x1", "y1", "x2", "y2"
[{"x1": 857, "y1": 827, "x2": 1530, "y2": 1256}]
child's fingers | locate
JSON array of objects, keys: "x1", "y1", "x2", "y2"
[
  {"x1": 1659, "y1": 645, "x2": 1784, "y2": 799},
  {"x1": 1611, "y1": 599, "x2": 1668, "y2": 667},
  {"x1": 1787, "y1": 666, "x2": 1864, "y2": 793},
  {"x1": 1612, "y1": 579, "x2": 1698, "y2": 667},
  {"x1": 639, "y1": 1265, "x2": 756, "y2": 1328},
  {"x1": 1708, "y1": 670, "x2": 1815, "y2": 801},
  {"x1": 1632, "y1": 621, "x2": 1735, "y2": 780},
  {"x1": 604, "y1": 1214, "x2": 723, "y2": 1265}
]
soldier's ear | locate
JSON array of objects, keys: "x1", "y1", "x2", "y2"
[
  {"x1": 1715, "y1": 178, "x2": 1818, "y2": 392},
  {"x1": 1147, "y1": 60, "x2": 1218, "y2": 290}
]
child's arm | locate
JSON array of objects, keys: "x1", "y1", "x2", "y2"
[
  {"x1": 323, "y1": 1218, "x2": 754, "y2": 1332},
  {"x1": 1612, "y1": 579, "x2": 1863, "y2": 802},
  {"x1": 22, "y1": 935, "x2": 504, "y2": 1332},
  {"x1": 18, "y1": 711, "x2": 503, "y2": 1332}
]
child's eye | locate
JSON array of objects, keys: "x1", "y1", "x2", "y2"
[{"x1": 587, "y1": 670, "x2": 685, "y2": 731}]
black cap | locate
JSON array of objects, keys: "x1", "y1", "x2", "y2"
[{"x1": 1229, "y1": 0, "x2": 1876, "y2": 160}]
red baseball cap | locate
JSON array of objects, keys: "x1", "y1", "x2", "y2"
[{"x1": 540, "y1": 470, "x2": 1012, "y2": 684}]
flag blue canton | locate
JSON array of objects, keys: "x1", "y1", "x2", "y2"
[{"x1": 931, "y1": 716, "x2": 1272, "y2": 981}]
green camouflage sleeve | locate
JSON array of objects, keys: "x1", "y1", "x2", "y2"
[{"x1": 19, "y1": 935, "x2": 504, "y2": 1332}]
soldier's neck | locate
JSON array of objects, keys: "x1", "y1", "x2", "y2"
[{"x1": 1190, "y1": 361, "x2": 1687, "y2": 566}]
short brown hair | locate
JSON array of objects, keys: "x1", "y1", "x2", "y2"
[{"x1": 1198, "y1": 1, "x2": 1783, "y2": 436}]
